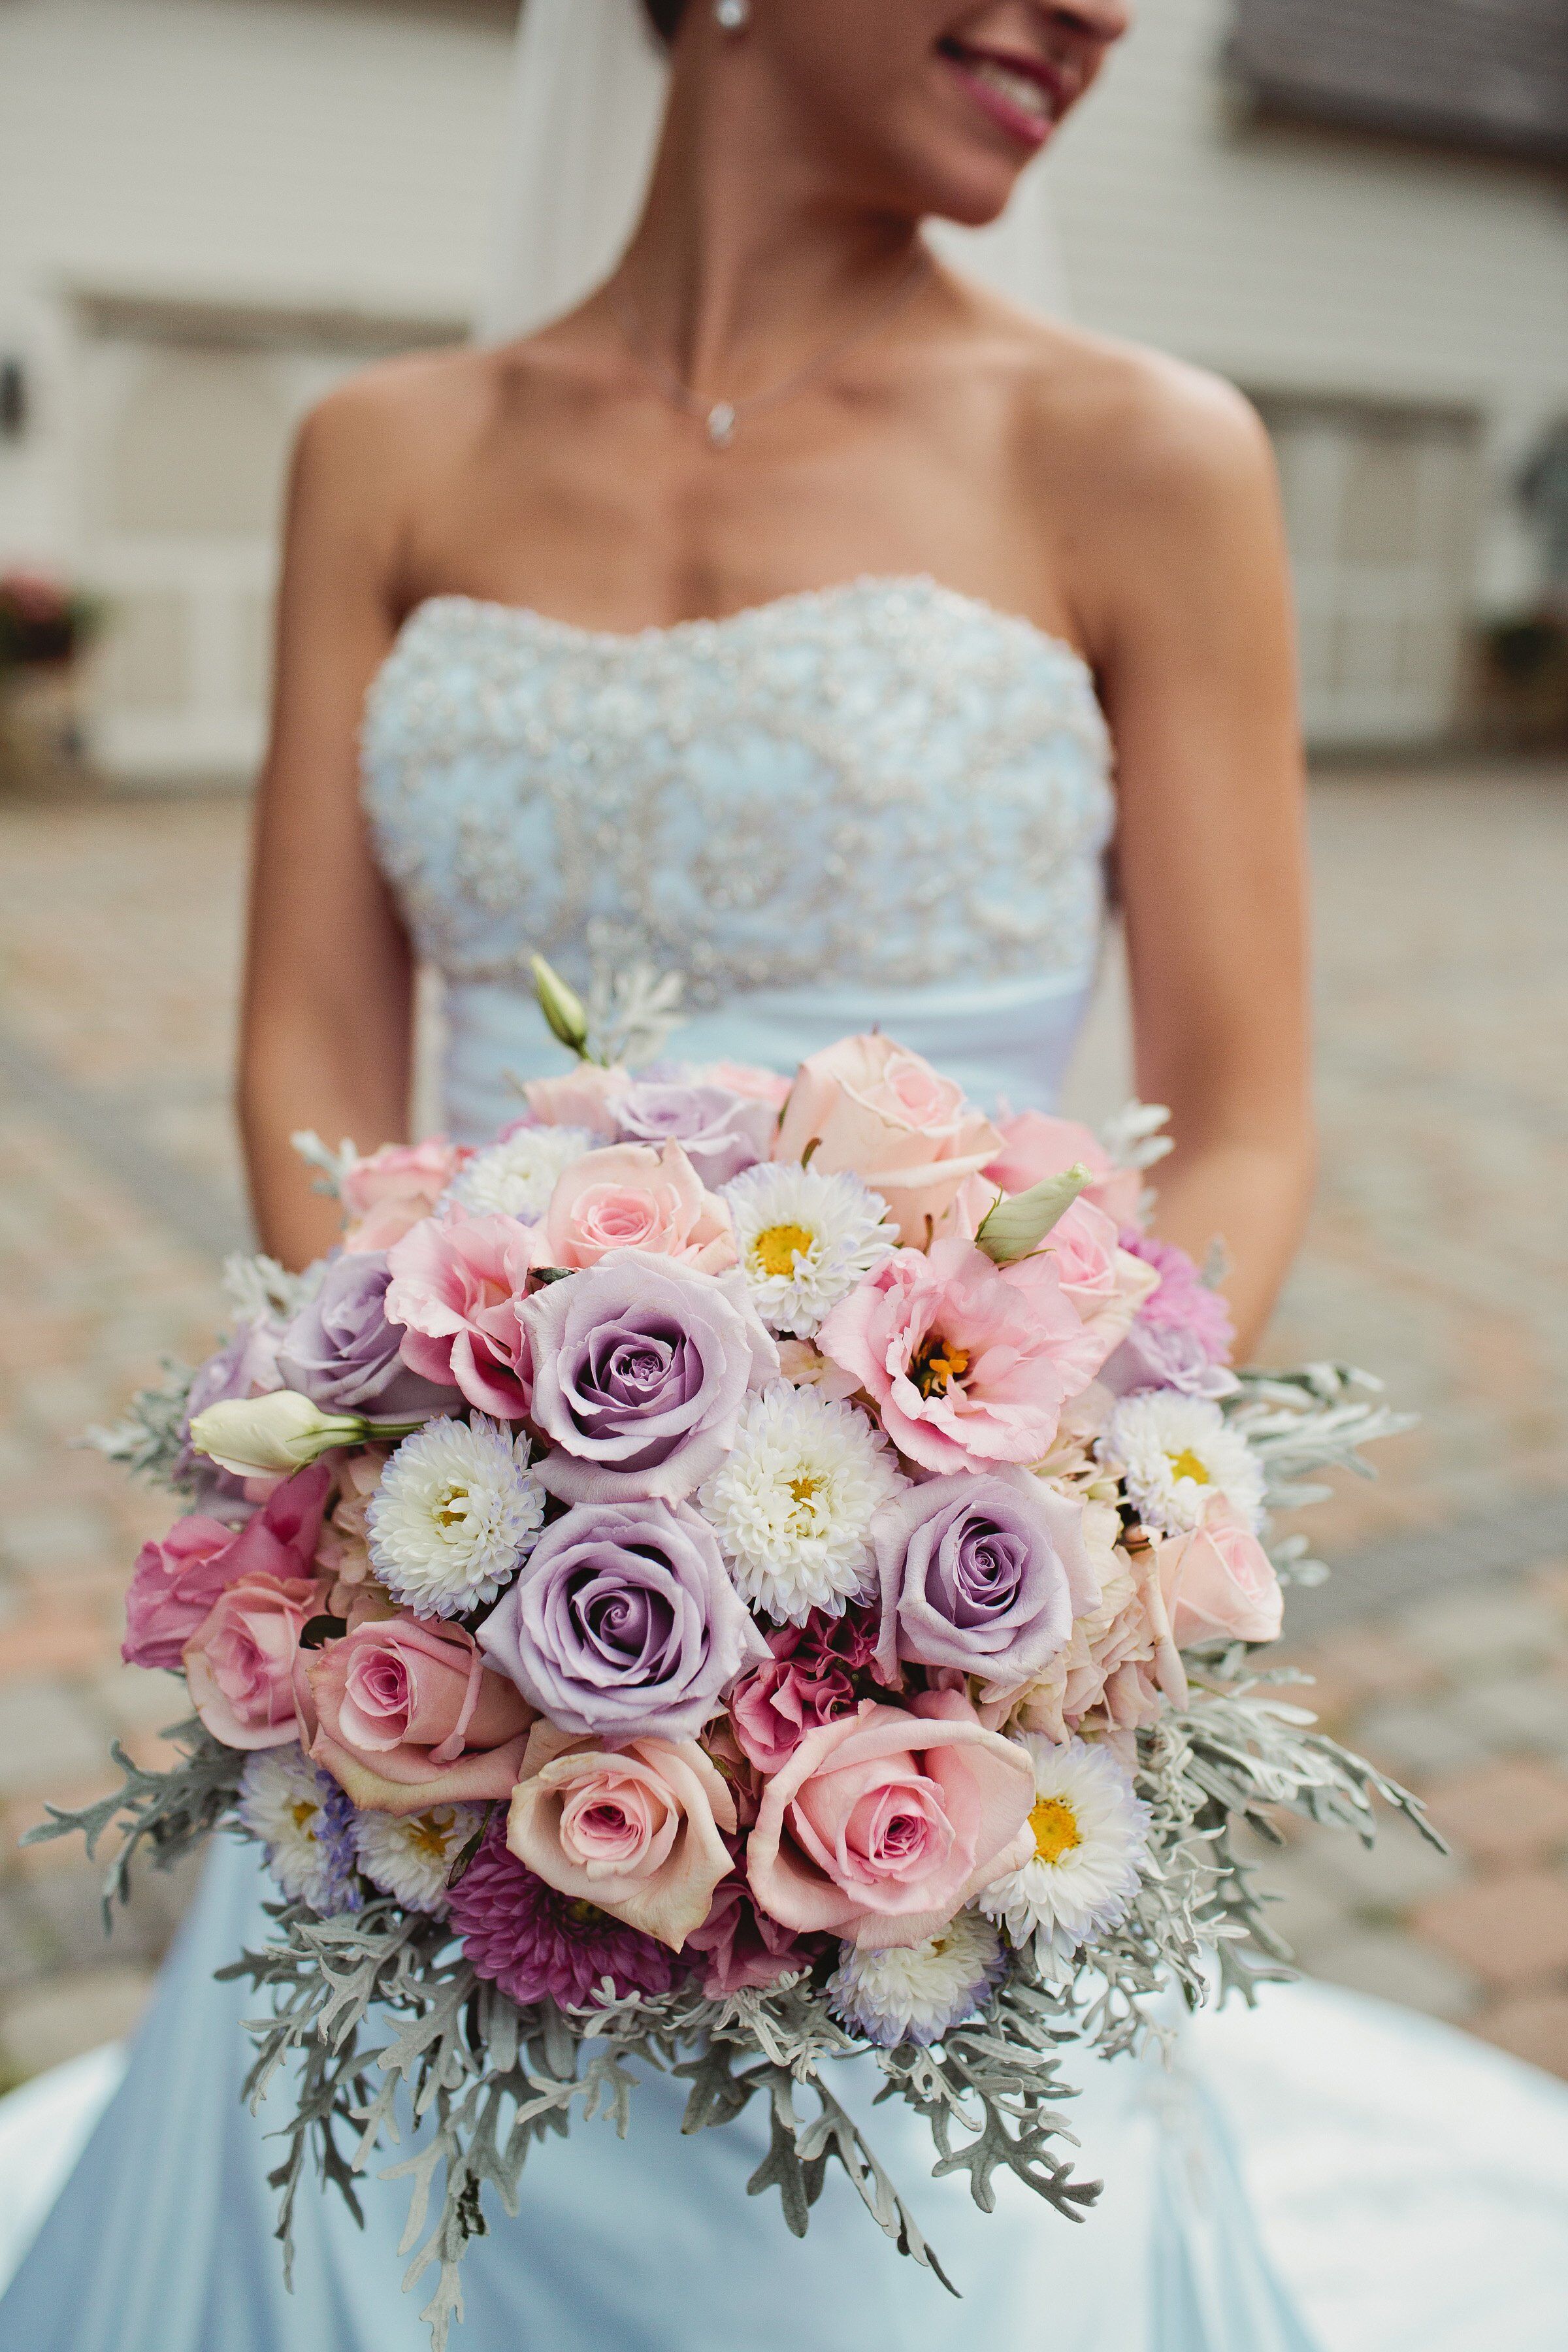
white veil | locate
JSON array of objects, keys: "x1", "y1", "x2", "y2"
[{"x1": 478, "y1": 0, "x2": 1071, "y2": 343}]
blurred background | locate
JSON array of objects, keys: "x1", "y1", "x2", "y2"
[{"x1": 0, "y1": 0, "x2": 1564, "y2": 2089}]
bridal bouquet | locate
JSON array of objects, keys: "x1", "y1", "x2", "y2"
[{"x1": 41, "y1": 966, "x2": 1427, "y2": 2345}]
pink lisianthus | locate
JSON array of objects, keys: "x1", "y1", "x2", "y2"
[
  {"x1": 306, "y1": 1616, "x2": 534, "y2": 1814},
  {"x1": 122, "y1": 1462, "x2": 332, "y2": 1671},
  {"x1": 774, "y1": 1035, "x2": 1004, "y2": 1247},
  {"x1": 525, "y1": 1142, "x2": 736, "y2": 1275},
  {"x1": 985, "y1": 1112, "x2": 1142, "y2": 1230},
  {"x1": 507, "y1": 1720, "x2": 737, "y2": 1950},
  {"x1": 746, "y1": 1690, "x2": 1034, "y2": 1951},
  {"x1": 685, "y1": 1857, "x2": 827, "y2": 1997},
  {"x1": 183, "y1": 1572, "x2": 323, "y2": 1748},
  {"x1": 520, "y1": 1065, "x2": 631, "y2": 1141},
  {"x1": 694, "y1": 1060, "x2": 792, "y2": 1110},
  {"x1": 1044, "y1": 1200, "x2": 1162, "y2": 1375},
  {"x1": 817, "y1": 1238, "x2": 1104, "y2": 1476},
  {"x1": 341, "y1": 1140, "x2": 465, "y2": 1253},
  {"x1": 1153, "y1": 1499, "x2": 1282, "y2": 1648},
  {"x1": 384, "y1": 1211, "x2": 533, "y2": 1417}
]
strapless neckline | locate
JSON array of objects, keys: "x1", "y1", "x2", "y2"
[{"x1": 387, "y1": 574, "x2": 1095, "y2": 687}]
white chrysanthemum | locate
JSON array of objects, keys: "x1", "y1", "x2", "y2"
[
  {"x1": 827, "y1": 1912, "x2": 1004, "y2": 2047},
  {"x1": 1097, "y1": 1392, "x2": 1264, "y2": 1537},
  {"x1": 721, "y1": 1162, "x2": 897, "y2": 1337},
  {"x1": 979, "y1": 1737, "x2": 1149, "y2": 1963},
  {"x1": 367, "y1": 1414, "x2": 546, "y2": 1618},
  {"x1": 446, "y1": 1126, "x2": 595, "y2": 1222},
  {"x1": 697, "y1": 1382, "x2": 904, "y2": 1624},
  {"x1": 237, "y1": 1746, "x2": 355, "y2": 1912},
  {"x1": 352, "y1": 1803, "x2": 483, "y2": 1915}
]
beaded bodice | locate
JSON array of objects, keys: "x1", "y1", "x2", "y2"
[{"x1": 362, "y1": 577, "x2": 1114, "y2": 1011}]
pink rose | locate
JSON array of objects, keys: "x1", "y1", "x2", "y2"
[
  {"x1": 817, "y1": 1238, "x2": 1103, "y2": 1475},
  {"x1": 985, "y1": 1112, "x2": 1142, "y2": 1230},
  {"x1": 306, "y1": 1616, "x2": 534, "y2": 1814},
  {"x1": 384, "y1": 1211, "x2": 533, "y2": 1416},
  {"x1": 183, "y1": 1571, "x2": 322, "y2": 1749},
  {"x1": 123, "y1": 1463, "x2": 332, "y2": 1671},
  {"x1": 695, "y1": 1060, "x2": 792, "y2": 1110},
  {"x1": 525, "y1": 1142, "x2": 736, "y2": 1275},
  {"x1": 341, "y1": 1140, "x2": 464, "y2": 1252},
  {"x1": 1154, "y1": 1499, "x2": 1282, "y2": 1648},
  {"x1": 507, "y1": 1720, "x2": 736, "y2": 1949},
  {"x1": 1045, "y1": 1200, "x2": 1161, "y2": 1375},
  {"x1": 745, "y1": 1690, "x2": 1034, "y2": 1950},
  {"x1": 521, "y1": 1066, "x2": 632, "y2": 1141},
  {"x1": 774, "y1": 1036, "x2": 1004, "y2": 1247}
]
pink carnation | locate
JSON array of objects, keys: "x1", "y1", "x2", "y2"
[
  {"x1": 817, "y1": 1238, "x2": 1103, "y2": 1475},
  {"x1": 384, "y1": 1211, "x2": 533, "y2": 1418},
  {"x1": 685, "y1": 1859, "x2": 828, "y2": 1997}
]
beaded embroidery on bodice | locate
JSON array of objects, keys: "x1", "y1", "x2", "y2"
[{"x1": 361, "y1": 577, "x2": 1114, "y2": 1009}]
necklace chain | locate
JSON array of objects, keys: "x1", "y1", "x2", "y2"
[{"x1": 609, "y1": 250, "x2": 934, "y2": 450}]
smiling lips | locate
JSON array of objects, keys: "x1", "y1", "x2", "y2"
[{"x1": 938, "y1": 40, "x2": 1068, "y2": 150}]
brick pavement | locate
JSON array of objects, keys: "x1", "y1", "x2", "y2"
[{"x1": 0, "y1": 766, "x2": 1563, "y2": 2082}]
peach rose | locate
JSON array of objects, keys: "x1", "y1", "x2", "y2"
[
  {"x1": 1155, "y1": 1499, "x2": 1282, "y2": 1648},
  {"x1": 306, "y1": 1616, "x2": 534, "y2": 1814},
  {"x1": 1045, "y1": 1200, "x2": 1162, "y2": 1374},
  {"x1": 745, "y1": 1690, "x2": 1034, "y2": 1951},
  {"x1": 507, "y1": 1720, "x2": 736, "y2": 1949},
  {"x1": 521, "y1": 1065, "x2": 632, "y2": 1141},
  {"x1": 183, "y1": 1572, "x2": 322, "y2": 1749},
  {"x1": 1009, "y1": 1520, "x2": 1188, "y2": 1757},
  {"x1": 774, "y1": 1036, "x2": 1004, "y2": 1247},
  {"x1": 985, "y1": 1112, "x2": 1142, "y2": 1230},
  {"x1": 341, "y1": 1140, "x2": 464, "y2": 1252},
  {"x1": 525, "y1": 1141, "x2": 736, "y2": 1273}
]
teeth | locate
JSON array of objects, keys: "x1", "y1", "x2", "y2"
[{"x1": 968, "y1": 57, "x2": 1053, "y2": 122}]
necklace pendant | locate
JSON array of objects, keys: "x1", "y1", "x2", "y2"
[{"x1": 706, "y1": 401, "x2": 738, "y2": 449}]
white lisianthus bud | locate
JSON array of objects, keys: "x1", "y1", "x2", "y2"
[
  {"x1": 530, "y1": 954, "x2": 591, "y2": 1058},
  {"x1": 976, "y1": 1164, "x2": 1092, "y2": 1266},
  {"x1": 188, "y1": 1392, "x2": 370, "y2": 1477}
]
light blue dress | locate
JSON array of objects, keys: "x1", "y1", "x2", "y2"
[{"x1": 5, "y1": 580, "x2": 1567, "y2": 2352}]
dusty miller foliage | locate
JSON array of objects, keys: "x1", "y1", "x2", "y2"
[{"x1": 45, "y1": 1344, "x2": 1435, "y2": 2347}]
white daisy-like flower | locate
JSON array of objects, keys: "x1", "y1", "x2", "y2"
[
  {"x1": 367, "y1": 1414, "x2": 546, "y2": 1618},
  {"x1": 1097, "y1": 1392, "x2": 1264, "y2": 1537},
  {"x1": 351, "y1": 1802, "x2": 483, "y2": 1914},
  {"x1": 827, "y1": 1911, "x2": 1004, "y2": 2047},
  {"x1": 446, "y1": 1126, "x2": 595, "y2": 1222},
  {"x1": 979, "y1": 1736, "x2": 1150, "y2": 1964},
  {"x1": 721, "y1": 1162, "x2": 898, "y2": 1338},
  {"x1": 697, "y1": 1381, "x2": 904, "y2": 1624},
  {"x1": 237, "y1": 1746, "x2": 358, "y2": 1913}
]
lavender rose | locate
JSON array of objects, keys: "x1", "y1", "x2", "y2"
[
  {"x1": 614, "y1": 1070, "x2": 776, "y2": 1190},
  {"x1": 478, "y1": 1497, "x2": 768, "y2": 1740},
  {"x1": 277, "y1": 1250, "x2": 459, "y2": 1420},
  {"x1": 871, "y1": 1471, "x2": 1101, "y2": 1690},
  {"x1": 522, "y1": 1249, "x2": 777, "y2": 1503}
]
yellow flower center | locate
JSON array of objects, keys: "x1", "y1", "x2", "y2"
[
  {"x1": 566, "y1": 1898, "x2": 609, "y2": 1929},
  {"x1": 1030, "y1": 1796, "x2": 1083, "y2": 1867},
  {"x1": 290, "y1": 1800, "x2": 319, "y2": 1832},
  {"x1": 407, "y1": 1811, "x2": 457, "y2": 1863},
  {"x1": 1166, "y1": 1448, "x2": 1211, "y2": 1487},
  {"x1": 911, "y1": 1337, "x2": 970, "y2": 1399},
  {"x1": 436, "y1": 1482, "x2": 471, "y2": 1530},
  {"x1": 787, "y1": 1472, "x2": 823, "y2": 1531},
  {"x1": 753, "y1": 1222, "x2": 815, "y2": 1279}
]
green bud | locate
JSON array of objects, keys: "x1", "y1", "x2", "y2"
[
  {"x1": 530, "y1": 955, "x2": 591, "y2": 1058},
  {"x1": 189, "y1": 1392, "x2": 373, "y2": 1477},
  {"x1": 975, "y1": 1164, "x2": 1092, "y2": 1266}
]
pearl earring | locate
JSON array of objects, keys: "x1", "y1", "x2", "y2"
[{"x1": 715, "y1": 0, "x2": 750, "y2": 28}]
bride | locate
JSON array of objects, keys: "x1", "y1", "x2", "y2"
[{"x1": 3, "y1": 3, "x2": 1567, "y2": 2347}]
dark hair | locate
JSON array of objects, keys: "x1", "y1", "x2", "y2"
[{"x1": 640, "y1": 0, "x2": 687, "y2": 43}]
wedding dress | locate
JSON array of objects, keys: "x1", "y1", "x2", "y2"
[{"x1": 2, "y1": 578, "x2": 1567, "y2": 2352}]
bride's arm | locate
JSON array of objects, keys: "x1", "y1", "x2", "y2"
[
  {"x1": 1070, "y1": 361, "x2": 1315, "y2": 1358},
  {"x1": 239, "y1": 384, "x2": 414, "y2": 1271}
]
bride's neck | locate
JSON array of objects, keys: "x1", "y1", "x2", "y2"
[{"x1": 615, "y1": 47, "x2": 924, "y2": 397}]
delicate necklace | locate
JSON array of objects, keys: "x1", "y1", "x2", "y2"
[{"x1": 609, "y1": 250, "x2": 933, "y2": 450}]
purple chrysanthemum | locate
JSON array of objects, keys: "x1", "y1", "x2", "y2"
[
  {"x1": 446, "y1": 1823, "x2": 684, "y2": 2008},
  {"x1": 1119, "y1": 1230, "x2": 1235, "y2": 1360}
]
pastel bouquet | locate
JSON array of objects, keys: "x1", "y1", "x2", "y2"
[{"x1": 42, "y1": 966, "x2": 1427, "y2": 2346}]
